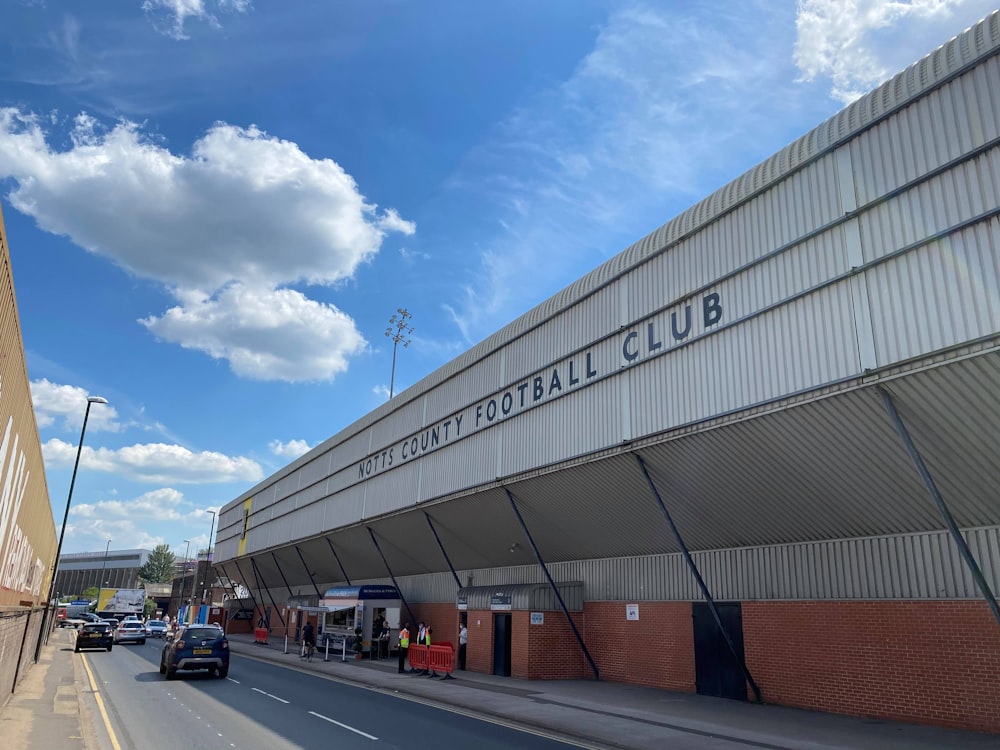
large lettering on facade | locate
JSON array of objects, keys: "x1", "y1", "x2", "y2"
[
  {"x1": 0, "y1": 413, "x2": 41, "y2": 595},
  {"x1": 358, "y1": 291, "x2": 722, "y2": 480}
]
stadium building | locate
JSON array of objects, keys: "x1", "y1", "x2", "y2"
[
  {"x1": 54, "y1": 548, "x2": 150, "y2": 598},
  {"x1": 215, "y1": 13, "x2": 1000, "y2": 733}
]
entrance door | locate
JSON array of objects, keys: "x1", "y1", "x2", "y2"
[
  {"x1": 492, "y1": 613, "x2": 512, "y2": 677},
  {"x1": 692, "y1": 602, "x2": 747, "y2": 701}
]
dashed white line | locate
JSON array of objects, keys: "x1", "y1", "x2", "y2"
[
  {"x1": 226, "y1": 677, "x2": 241, "y2": 684},
  {"x1": 308, "y1": 711, "x2": 378, "y2": 740},
  {"x1": 251, "y1": 687, "x2": 290, "y2": 703}
]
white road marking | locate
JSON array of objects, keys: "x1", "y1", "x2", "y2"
[
  {"x1": 226, "y1": 677, "x2": 241, "y2": 684},
  {"x1": 308, "y1": 710, "x2": 378, "y2": 740},
  {"x1": 251, "y1": 687, "x2": 290, "y2": 704}
]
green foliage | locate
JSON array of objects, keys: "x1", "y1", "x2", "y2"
[
  {"x1": 82, "y1": 586, "x2": 99, "y2": 601},
  {"x1": 143, "y1": 597, "x2": 157, "y2": 618},
  {"x1": 138, "y1": 543, "x2": 176, "y2": 583},
  {"x1": 354, "y1": 627, "x2": 364, "y2": 652}
]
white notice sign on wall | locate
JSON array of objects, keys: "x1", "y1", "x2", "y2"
[
  {"x1": 626, "y1": 604, "x2": 639, "y2": 621},
  {"x1": 530, "y1": 612, "x2": 544, "y2": 625}
]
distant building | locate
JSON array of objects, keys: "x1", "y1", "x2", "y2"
[{"x1": 55, "y1": 549, "x2": 150, "y2": 598}]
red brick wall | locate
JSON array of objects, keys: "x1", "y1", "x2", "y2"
[
  {"x1": 744, "y1": 601, "x2": 1000, "y2": 733},
  {"x1": 584, "y1": 601, "x2": 695, "y2": 691},
  {"x1": 466, "y1": 609, "x2": 493, "y2": 674},
  {"x1": 403, "y1": 602, "x2": 459, "y2": 649}
]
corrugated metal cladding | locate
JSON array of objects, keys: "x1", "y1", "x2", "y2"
[
  {"x1": 217, "y1": 16, "x2": 1000, "y2": 578},
  {"x1": 378, "y1": 527, "x2": 998, "y2": 604},
  {"x1": 0, "y1": 202, "x2": 56, "y2": 608},
  {"x1": 455, "y1": 582, "x2": 584, "y2": 611}
]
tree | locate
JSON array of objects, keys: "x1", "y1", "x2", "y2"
[
  {"x1": 138, "y1": 544, "x2": 176, "y2": 583},
  {"x1": 82, "y1": 586, "x2": 99, "y2": 601}
]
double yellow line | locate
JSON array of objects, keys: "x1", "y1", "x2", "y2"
[{"x1": 79, "y1": 646, "x2": 123, "y2": 750}]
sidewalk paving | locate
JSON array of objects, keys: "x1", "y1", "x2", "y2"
[
  {"x1": 227, "y1": 632, "x2": 995, "y2": 750},
  {"x1": 3, "y1": 627, "x2": 995, "y2": 749}
]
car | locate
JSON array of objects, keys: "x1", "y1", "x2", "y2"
[
  {"x1": 145, "y1": 620, "x2": 168, "y2": 638},
  {"x1": 114, "y1": 621, "x2": 147, "y2": 645},
  {"x1": 75, "y1": 623, "x2": 113, "y2": 652},
  {"x1": 102, "y1": 618, "x2": 120, "y2": 630},
  {"x1": 160, "y1": 624, "x2": 230, "y2": 680}
]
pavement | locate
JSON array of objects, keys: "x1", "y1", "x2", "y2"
[{"x1": 3, "y1": 627, "x2": 997, "y2": 750}]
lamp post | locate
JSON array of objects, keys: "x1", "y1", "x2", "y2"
[
  {"x1": 97, "y1": 538, "x2": 111, "y2": 613},
  {"x1": 34, "y1": 395, "x2": 108, "y2": 661},
  {"x1": 385, "y1": 307, "x2": 414, "y2": 399},
  {"x1": 182, "y1": 539, "x2": 191, "y2": 623},
  {"x1": 205, "y1": 510, "x2": 217, "y2": 605}
]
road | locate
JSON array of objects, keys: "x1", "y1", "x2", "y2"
[{"x1": 80, "y1": 636, "x2": 592, "y2": 750}]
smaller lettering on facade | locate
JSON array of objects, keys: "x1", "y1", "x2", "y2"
[
  {"x1": 530, "y1": 612, "x2": 544, "y2": 625},
  {"x1": 490, "y1": 593, "x2": 512, "y2": 611},
  {"x1": 626, "y1": 604, "x2": 639, "y2": 621},
  {"x1": 457, "y1": 594, "x2": 468, "y2": 611}
]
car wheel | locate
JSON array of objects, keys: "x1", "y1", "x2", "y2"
[
  {"x1": 207, "y1": 666, "x2": 217, "y2": 676},
  {"x1": 74, "y1": 645, "x2": 80, "y2": 653},
  {"x1": 107, "y1": 645, "x2": 113, "y2": 651},
  {"x1": 159, "y1": 659, "x2": 166, "y2": 674},
  {"x1": 218, "y1": 665, "x2": 229, "y2": 679},
  {"x1": 165, "y1": 667, "x2": 177, "y2": 680},
  {"x1": 140, "y1": 639, "x2": 146, "y2": 645}
]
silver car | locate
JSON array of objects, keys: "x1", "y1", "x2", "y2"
[
  {"x1": 145, "y1": 620, "x2": 168, "y2": 638},
  {"x1": 113, "y1": 621, "x2": 147, "y2": 645}
]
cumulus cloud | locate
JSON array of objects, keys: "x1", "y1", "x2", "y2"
[
  {"x1": 0, "y1": 110, "x2": 414, "y2": 381},
  {"x1": 794, "y1": 0, "x2": 995, "y2": 104},
  {"x1": 142, "y1": 0, "x2": 252, "y2": 40},
  {"x1": 268, "y1": 438, "x2": 311, "y2": 459},
  {"x1": 43, "y1": 438, "x2": 263, "y2": 484},
  {"x1": 30, "y1": 379, "x2": 122, "y2": 433},
  {"x1": 141, "y1": 284, "x2": 366, "y2": 381}
]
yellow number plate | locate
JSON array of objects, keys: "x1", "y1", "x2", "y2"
[{"x1": 193, "y1": 648, "x2": 212, "y2": 654}]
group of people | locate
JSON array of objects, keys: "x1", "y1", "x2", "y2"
[{"x1": 396, "y1": 620, "x2": 468, "y2": 673}]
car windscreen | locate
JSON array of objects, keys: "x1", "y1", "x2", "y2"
[
  {"x1": 183, "y1": 628, "x2": 223, "y2": 641},
  {"x1": 82, "y1": 624, "x2": 109, "y2": 633}
]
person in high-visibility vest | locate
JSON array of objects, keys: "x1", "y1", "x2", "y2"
[{"x1": 397, "y1": 622, "x2": 410, "y2": 673}]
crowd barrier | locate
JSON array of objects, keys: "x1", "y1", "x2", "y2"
[
  {"x1": 253, "y1": 627, "x2": 269, "y2": 645},
  {"x1": 408, "y1": 644, "x2": 429, "y2": 672},
  {"x1": 408, "y1": 642, "x2": 455, "y2": 679}
]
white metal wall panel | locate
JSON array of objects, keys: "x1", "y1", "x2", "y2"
[
  {"x1": 867, "y1": 217, "x2": 1000, "y2": 365},
  {"x1": 296, "y1": 450, "x2": 333, "y2": 489},
  {"x1": 380, "y1": 527, "x2": 999, "y2": 603},
  {"x1": 323, "y1": 484, "x2": 365, "y2": 529},
  {"x1": 498, "y1": 379, "x2": 621, "y2": 477},
  {"x1": 358, "y1": 460, "x2": 422, "y2": 517},
  {"x1": 423, "y1": 349, "x2": 507, "y2": 426},
  {"x1": 972, "y1": 55, "x2": 1000, "y2": 142},
  {"x1": 368, "y1": 394, "x2": 427, "y2": 450}
]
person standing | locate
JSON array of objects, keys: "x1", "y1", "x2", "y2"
[
  {"x1": 397, "y1": 622, "x2": 410, "y2": 673},
  {"x1": 458, "y1": 623, "x2": 468, "y2": 670}
]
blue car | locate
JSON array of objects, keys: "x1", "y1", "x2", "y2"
[{"x1": 160, "y1": 625, "x2": 229, "y2": 679}]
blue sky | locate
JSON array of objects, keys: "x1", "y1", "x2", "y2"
[{"x1": 1, "y1": 0, "x2": 996, "y2": 558}]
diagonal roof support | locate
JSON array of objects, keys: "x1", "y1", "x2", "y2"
[
  {"x1": 325, "y1": 537, "x2": 351, "y2": 586},
  {"x1": 366, "y1": 526, "x2": 416, "y2": 627},
  {"x1": 250, "y1": 556, "x2": 286, "y2": 628},
  {"x1": 270, "y1": 552, "x2": 296, "y2": 602},
  {"x1": 504, "y1": 487, "x2": 600, "y2": 681},
  {"x1": 424, "y1": 512, "x2": 462, "y2": 590},
  {"x1": 635, "y1": 452, "x2": 762, "y2": 703},
  {"x1": 295, "y1": 545, "x2": 323, "y2": 599},
  {"x1": 879, "y1": 385, "x2": 1000, "y2": 629},
  {"x1": 232, "y1": 558, "x2": 264, "y2": 624}
]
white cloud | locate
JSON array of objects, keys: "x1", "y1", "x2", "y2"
[
  {"x1": 30, "y1": 379, "x2": 122, "y2": 433},
  {"x1": 0, "y1": 110, "x2": 413, "y2": 381},
  {"x1": 268, "y1": 438, "x2": 311, "y2": 459},
  {"x1": 142, "y1": 0, "x2": 252, "y2": 40},
  {"x1": 794, "y1": 0, "x2": 996, "y2": 104},
  {"x1": 42, "y1": 438, "x2": 263, "y2": 484},
  {"x1": 141, "y1": 284, "x2": 367, "y2": 381}
]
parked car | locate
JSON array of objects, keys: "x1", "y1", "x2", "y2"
[
  {"x1": 114, "y1": 621, "x2": 147, "y2": 645},
  {"x1": 160, "y1": 625, "x2": 229, "y2": 680},
  {"x1": 145, "y1": 620, "x2": 168, "y2": 638},
  {"x1": 75, "y1": 623, "x2": 113, "y2": 652}
]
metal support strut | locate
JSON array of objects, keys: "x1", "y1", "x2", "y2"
[
  {"x1": 250, "y1": 557, "x2": 287, "y2": 629},
  {"x1": 270, "y1": 552, "x2": 296, "y2": 604},
  {"x1": 232, "y1": 558, "x2": 264, "y2": 625},
  {"x1": 635, "y1": 453, "x2": 762, "y2": 703},
  {"x1": 325, "y1": 537, "x2": 352, "y2": 586},
  {"x1": 295, "y1": 546, "x2": 324, "y2": 599},
  {"x1": 504, "y1": 488, "x2": 600, "y2": 680},
  {"x1": 879, "y1": 386, "x2": 1000, "y2": 629},
  {"x1": 424, "y1": 512, "x2": 462, "y2": 590},
  {"x1": 366, "y1": 527, "x2": 416, "y2": 627}
]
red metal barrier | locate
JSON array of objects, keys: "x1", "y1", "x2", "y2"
[
  {"x1": 408, "y1": 644, "x2": 429, "y2": 672},
  {"x1": 254, "y1": 627, "x2": 269, "y2": 645},
  {"x1": 428, "y1": 642, "x2": 456, "y2": 680}
]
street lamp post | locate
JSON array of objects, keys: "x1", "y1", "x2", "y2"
[
  {"x1": 34, "y1": 395, "x2": 108, "y2": 661},
  {"x1": 385, "y1": 308, "x2": 414, "y2": 399},
  {"x1": 182, "y1": 539, "x2": 191, "y2": 623},
  {"x1": 205, "y1": 510, "x2": 217, "y2": 605},
  {"x1": 97, "y1": 539, "x2": 112, "y2": 613}
]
